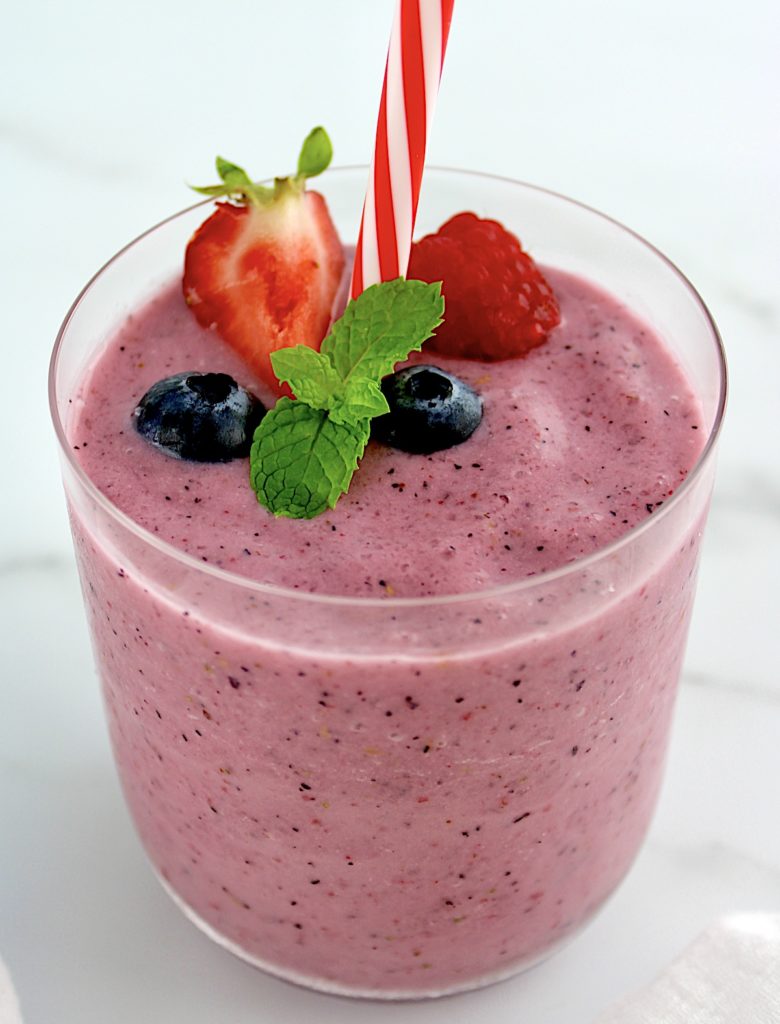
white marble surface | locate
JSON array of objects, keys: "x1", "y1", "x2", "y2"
[{"x1": 1, "y1": 1, "x2": 779, "y2": 1021}]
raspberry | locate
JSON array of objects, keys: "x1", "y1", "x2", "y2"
[{"x1": 407, "y1": 212, "x2": 560, "y2": 360}]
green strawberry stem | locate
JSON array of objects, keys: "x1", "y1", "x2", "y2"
[{"x1": 190, "y1": 126, "x2": 334, "y2": 208}]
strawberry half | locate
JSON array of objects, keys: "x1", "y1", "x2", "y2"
[{"x1": 184, "y1": 128, "x2": 345, "y2": 394}]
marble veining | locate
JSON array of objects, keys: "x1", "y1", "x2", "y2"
[
  {"x1": 683, "y1": 670, "x2": 780, "y2": 707},
  {"x1": 650, "y1": 834, "x2": 780, "y2": 884},
  {"x1": 0, "y1": 554, "x2": 73, "y2": 579}
]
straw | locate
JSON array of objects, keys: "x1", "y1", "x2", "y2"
[{"x1": 350, "y1": 0, "x2": 455, "y2": 298}]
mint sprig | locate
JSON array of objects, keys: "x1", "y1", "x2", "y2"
[{"x1": 250, "y1": 278, "x2": 444, "y2": 519}]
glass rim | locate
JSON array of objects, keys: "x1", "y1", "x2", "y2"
[{"x1": 49, "y1": 166, "x2": 728, "y2": 609}]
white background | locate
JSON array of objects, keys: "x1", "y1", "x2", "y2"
[{"x1": 1, "y1": 1, "x2": 779, "y2": 1021}]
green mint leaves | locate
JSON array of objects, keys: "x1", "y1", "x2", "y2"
[
  {"x1": 320, "y1": 278, "x2": 445, "y2": 382},
  {"x1": 250, "y1": 402, "x2": 370, "y2": 520},
  {"x1": 269, "y1": 347, "x2": 342, "y2": 411},
  {"x1": 190, "y1": 126, "x2": 333, "y2": 208},
  {"x1": 250, "y1": 278, "x2": 445, "y2": 519}
]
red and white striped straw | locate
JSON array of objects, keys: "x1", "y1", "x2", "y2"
[{"x1": 350, "y1": 0, "x2": 455, "y2": 299}]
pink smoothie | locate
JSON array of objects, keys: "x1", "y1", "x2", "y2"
[
  {"x1": 73, "y1": 269, "x2": 702, "y2": 594},
  {"x1": 67, "y1": 266, "x2": 706, "y2": 995}
]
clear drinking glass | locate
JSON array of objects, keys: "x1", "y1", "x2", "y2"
[{"x1": 50, "y1": 169, "x2": 726, "y2": 998}]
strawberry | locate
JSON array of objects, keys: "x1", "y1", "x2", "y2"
[
  {"x1": 407, "y1": 212, "x2": 560, "y2": 360},
  {"x1": 184, "y1": 128, "x2": 345, "y2": 393}
]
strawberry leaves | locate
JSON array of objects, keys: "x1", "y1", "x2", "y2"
[
  {"x1": 250, "y1": 278, "x2": 445, "y2": 519},
  {"x1": 190, "y1": 126, "x2": 334, "y2": 208},
  {"x1": 296, "y1": 127, "x2": 333, "y2": 181},
  {"x1": 190, "y1": 157, "x2": 274, "y2": 208}
]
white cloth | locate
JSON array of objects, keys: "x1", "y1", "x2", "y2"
[
  {"x1": 595, "y1": 914, "x2": 780, "y2": 1024},
  {"x1": 0, "y1": 956, "x2": 23, "y2": 1024}
]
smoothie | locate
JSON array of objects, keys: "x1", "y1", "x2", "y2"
[
  {"x1": 73, "y1": 269, "x2": 702, "y2": 594},
  {"x1": 53, "y1": 170, "x2": 722, "y2": 997}
]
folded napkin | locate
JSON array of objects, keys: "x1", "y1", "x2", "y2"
[
  {"x1": 0, "y1": 955, "x2": 23, "y2": 1024},
  {"x1": 595, "y1": 914, "x2": 780, "y2": 1024}
]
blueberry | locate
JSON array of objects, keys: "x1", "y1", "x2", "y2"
[
  {"x1": 372, "y1": 365, "x2": 483, "y2": 454},
  {"x1": 134, "y1": 372, "x2": 265, "y2": 462}
]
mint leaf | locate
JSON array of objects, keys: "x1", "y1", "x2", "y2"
[
  {"x1": 321, "y1": 278, "x2": 444, "y2": 383},
  {"x1": 330, "y1": 378, "x2": 389, "y2": 424},
  {"x1": 250, "y1": 399, "x2": 370, "y2": 519},
  {"x1": 271, "y1": 350, "x2": 390, "y2": 425},
  {"x1": 296, "y1": 127, "x2": 333, "y2": 180},
  {"x1": 271, "y1": 346, "x2": 341, "y2": 409},
  {"x1": 271, "y1": 279, "x2": 443, "y2": 428},
  {"x1": 250, "y1": 278, "x2": 445, "y2": 519}
]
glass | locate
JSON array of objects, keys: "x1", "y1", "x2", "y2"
[{"x1": 50, "y1": 169, "x2": 726, "y2": 998}]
